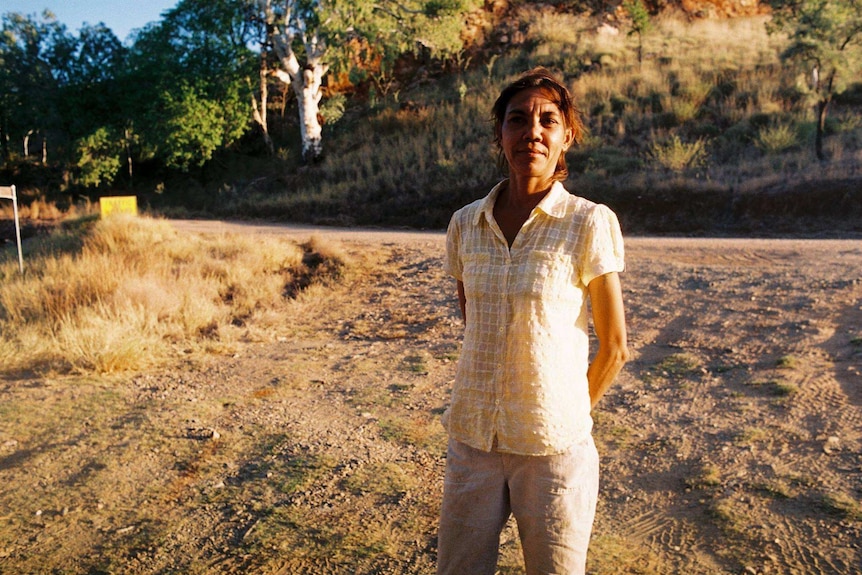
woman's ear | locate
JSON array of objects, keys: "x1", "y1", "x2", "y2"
[{"x1": 564, "y1": 127, "x2": 575, "y2": 150}]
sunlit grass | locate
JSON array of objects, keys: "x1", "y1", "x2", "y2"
[{"x1": 0, "y1": 215, "x2": 347, "y2": 374}]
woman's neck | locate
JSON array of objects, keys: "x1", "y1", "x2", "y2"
[{"x1": 503, "y1": 175, "x2": 555, "y2": 210}]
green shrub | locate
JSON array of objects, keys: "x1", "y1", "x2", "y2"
[
  {"x1": 755, "y1": 123, "x2": 799, "y2": 154},
  {"x1": 75, "y1": 127, "x2": 123, "y2": 188},
  {"x1": 648, "y1": 135, "x2": 709, "y2": 172}
]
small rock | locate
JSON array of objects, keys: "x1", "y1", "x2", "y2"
[
  {"x1": 823, "y1": 436, "x2": 841, "y2": 454},
  {"x1": 186, "y1": 427, "x2": 221, "y2": 440}
]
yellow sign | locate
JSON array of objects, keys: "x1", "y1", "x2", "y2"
[{"x1": 100, "y1": 196, "x2": 138, "y2": 218}]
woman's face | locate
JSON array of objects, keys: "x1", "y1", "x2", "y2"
[{"x1": 500, "y1": 87, "x2": 574, "y2": 183}]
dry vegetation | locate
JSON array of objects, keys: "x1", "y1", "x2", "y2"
[{"x1": 0, "y1": 215, "x2": 348, "y2": 374}]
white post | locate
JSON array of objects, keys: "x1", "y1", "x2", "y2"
[{"x1": 0, "y1": 185, "x2": 23, "y2": 274}]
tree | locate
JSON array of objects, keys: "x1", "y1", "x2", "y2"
[
  {"x1": 768, "y1": 0, "x2": 862, "y2": 161},
  {"x1": 55, "y1": 23, "x2": 129, "y2": 186},
  {"x1": 257, "y1": 0, "x2": 329, "y2": 164},
  {"x1": 623, "y1": 0, "x2": 651, "y2": 64},
  {"x1": 156, "y1": 81, "x2": 248, "y2": 171},
  {"x1": 256, "y1": 0, "x2": 481, "y2": 164},
  {"x1": 126, "y1": 0, "x2": 259, "y2": 171},
  {"x1": 0, "y1": 11, "x2": 69, "y2": 163},
  {"x1": 1, "y1": 11, "x2": 128, "y2": 185},
  {"x1": 75, "y1": 126, "x2": 123, "y2": 187}
]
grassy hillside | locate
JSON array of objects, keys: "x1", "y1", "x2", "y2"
[
  {"x1": 4, "y1": 11, "x2": 861, "y2": 236},
  {"x1": 198, "y1": 13, "x2": 861, "y2": 236}
]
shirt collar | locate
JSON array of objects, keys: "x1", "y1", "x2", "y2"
[{"x1": 473, "y1": 180, "x2": 569, "y2": 225}]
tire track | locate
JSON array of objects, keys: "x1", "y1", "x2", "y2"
[{"x1": 769, "y1": 515, "x2": 856, "y2": 575}]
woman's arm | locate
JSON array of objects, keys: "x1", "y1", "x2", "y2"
[
  {"x1": 587, "y1": 271, "x2": 629, "y2": 409},
  {"x1": 456, "y1": 280, "x2": 466, "y2": 324}
]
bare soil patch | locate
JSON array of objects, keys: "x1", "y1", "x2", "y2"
[{"x1": 1, "y1": 221, "x2": 860, "y2": 574}]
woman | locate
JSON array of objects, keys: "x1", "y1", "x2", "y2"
[{"x1": 437, "y1": 68, "x2": 629, "y2": 575}]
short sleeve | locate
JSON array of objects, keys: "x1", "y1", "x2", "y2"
[
  {"x1": 444, "y1": 211, "x2": 463, "y2": 281},
  {"x1": 579, "y1": 203, "x2": 625, "y2": 286}
]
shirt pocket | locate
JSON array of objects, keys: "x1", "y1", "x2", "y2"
[
  {"x1": 461, "y1": 251, "x2": 491, "y2": 297},
  {"x1": 513, "y1": 250, "x2": 576, "y2": 300}
]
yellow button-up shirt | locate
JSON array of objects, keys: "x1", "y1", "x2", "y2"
[{"x1": 444, "y1": 181, "x2": 625, "y2": 455}]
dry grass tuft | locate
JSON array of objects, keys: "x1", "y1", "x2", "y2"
[
  {"x1": 587, "y1": 533, "x2": 664, "y2": 574},
  {"x1": 686, "y1": 462, "x2": 723, "y2": 489},
  {"x1": 821, "y1": 491, "x2": 862, "y2": 521},
  {"x1": 0, "y1": 215, "x2": 348, "y2": 374},
  {"x1": 342, "y1": 461, "x2": 418, "y2": 499}
]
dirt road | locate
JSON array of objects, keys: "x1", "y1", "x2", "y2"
[{"x1": 1, "y1": 219, "x2": 860, "y2": 574}]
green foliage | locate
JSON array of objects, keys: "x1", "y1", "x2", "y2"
[
  {"x1": 74, "y1": 127, "x2": 122, "y2": 188},
  {"x1": 153, "y1": 82, "x2": 249, "y2": 171},
  {"x1": 769, "y1": 0, "x2": 862, "y2": 96},
  {"x1": 327, "y1": 0, "x2": 481, "y2": 74},
  {"x1": 3, "y1": 4, "x2": 862, "y2": 227},
  {"x1": 319, "y1": 93, "x2": 347, "y2": 125},
  {"x1": 126, "y1": 0, "x2": 257, "y2": 171},
  {"x1": 624, "y1": 0, "x2": 650, "y2": 35},
  {"x1": 624, "y1": 0, "x2": 651, "y2": 62},
  {"x1": 0, "y1": 12, "x2": 73, "y2": 161},
  {"x1": 0, "y1": 12, "x2": 130, "y2": 171},
  {"x1": 768, "y1": 0, "x2": 862, "y2": 158}
]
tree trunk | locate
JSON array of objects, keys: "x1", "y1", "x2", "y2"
[
  {"x1": 815, "y1": 98, "x2": 828, "y2": 161},
  {"x1": 125, "y1": 127, "x2": 134, "y2": 186},
  {"x1": 252, "y1": 47, "x2": 275, "y2": 155},
  {"x1": 295, "y1": 66, "x2": 325, "y2": 163},
  {"x1": 812, "y1": 65, "x2": 835, "y2": 162},
  {"x1": 273, "y1": 63, "x2": 326, "y2": 164},
  {"x1": 0, "y1": 114, "x2": 9, "y2": 161}
]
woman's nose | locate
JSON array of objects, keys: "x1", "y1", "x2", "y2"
[{"x1": 524, "y1": 118, "x2": 542, "y2": 140}]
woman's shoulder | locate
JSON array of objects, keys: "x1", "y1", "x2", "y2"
[{"x1": 560, "y1": 190, "x2": 616, "y2": 219}]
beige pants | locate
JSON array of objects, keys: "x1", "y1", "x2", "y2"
[{"x1": 436, "y1": 436, "x2": 599, "y2": 575}]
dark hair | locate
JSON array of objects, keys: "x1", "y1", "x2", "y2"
[{"x1": 492, "y1": 67, "x2": 585, "y2": 181}]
